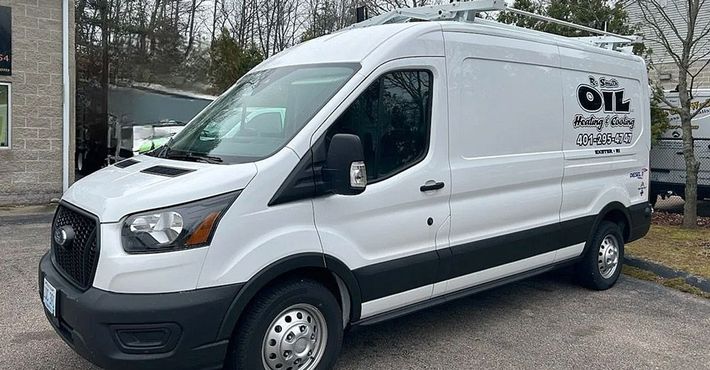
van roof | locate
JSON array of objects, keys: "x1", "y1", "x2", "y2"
[
  {"x1": 443, "y1": 18, "x2": 643, "y2": 63},
  {"x1": 253, "y1": 19, "x2": 644, "y2": 72},
  {"x1": 253, "y1": 23, "x2": 427, "y2": 71}
]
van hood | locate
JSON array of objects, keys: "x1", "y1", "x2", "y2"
[{"x1": 63, "y1": 155, "x2": 258, "y2": 223}]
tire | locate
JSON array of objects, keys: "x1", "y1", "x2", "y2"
[
  {"x1": 226, "y1": 278, "x2": 343, "y2": 370},
  {"x1": 576, "y1": 221, "x2": 624, "y2": 290}
]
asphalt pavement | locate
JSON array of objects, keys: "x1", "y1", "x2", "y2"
[{"x1": 1, "y1": 221, "x2": 710, "y2": 370}]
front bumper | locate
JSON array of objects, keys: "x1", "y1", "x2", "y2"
[{"x1": 38, "y1": 252, "x2": 243, "y2": 370}]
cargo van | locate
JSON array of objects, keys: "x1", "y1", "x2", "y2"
[
  {"x1": 39, "y1": 5, "x2": 651, "y2": 370},
  {"x1": 650, "y1": 89, "x2": 710, "y2": 205}
]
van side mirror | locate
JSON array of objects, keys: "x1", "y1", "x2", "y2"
[{"x1": 325, "y1": 134, "x2": 367, "y2": 195}]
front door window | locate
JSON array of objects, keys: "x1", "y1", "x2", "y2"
[{"x1": 327, "y1": 70, "x2": 432, "y2": 182}]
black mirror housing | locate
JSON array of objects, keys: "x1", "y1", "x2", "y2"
[{"x1": 325, "y1": 134, "x2": 367, "y2": 195}]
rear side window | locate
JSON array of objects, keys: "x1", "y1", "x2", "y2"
[{"x1": 327, "y1": 70, "x2": 432, "y2": 182}]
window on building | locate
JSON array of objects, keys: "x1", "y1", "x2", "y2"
[
  {"x1": 0, "y1": 83, "x2": 9, "y2": 148},
  {"x1": 327, "y1": 70, "x2": 432, "y2": 182}
]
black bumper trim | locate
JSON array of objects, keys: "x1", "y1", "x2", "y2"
[
  {"x1": 39, "y1": 252, "x2": 243, "y2": 370},
  {"x1": 353, "y1": 203, "x2": 652, "y2": 303},
  {"x1": 628, "y1": 202, "x2": 652, "y2": 243}
]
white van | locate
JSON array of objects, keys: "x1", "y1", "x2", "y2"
[
  {"x1": 39, "y1": 14, "x2": 652, "y2": 370},
  {"x1": 650, "y1": 89, "x2": 710, "y2": 205}
]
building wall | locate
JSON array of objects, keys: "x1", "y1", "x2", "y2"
[
  {"x1": 624, "y1": 0, "x2": 710, "y2": 89},
  {"x1": 650, "y1": 62, "x2": 710, "y2": 91},
  {"x1": 0, "y1": 0, "x2": 73, "y2": 205}
]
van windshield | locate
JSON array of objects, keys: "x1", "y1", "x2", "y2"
[{"x1": 151, "y1": 64, "x2": 359, "y2": 164}]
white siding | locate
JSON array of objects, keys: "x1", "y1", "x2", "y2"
[
  {"x1": 624, "y1": 0, "x2": 710, "y2": 65},
  {"x1": 624, "y1": 0, "x2": 710, "y2": 88}
]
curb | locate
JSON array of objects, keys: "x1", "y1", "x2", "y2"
[
  {"x1": 0, "y1": 204, "x2": 56, "y2": 226},
  {"x1": 0, "y1": 213, "x2": 54, "y2": 225},
  {"x1": 624, "y1": 255, "x2": 710, "y2": 293}
]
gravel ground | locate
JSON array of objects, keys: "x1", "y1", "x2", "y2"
[{"x1": 2, "y1": 221, "x2": 710, "y2": 370}]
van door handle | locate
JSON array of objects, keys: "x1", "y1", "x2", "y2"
[
  {"x1": 676, "y1": 151, "x2": 684, "y2": 155},
  {"x1": 420, "y1": 181, "x2": 445, "y2": 192}
]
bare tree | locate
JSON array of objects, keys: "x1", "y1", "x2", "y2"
[
  {"x1": 634, "y1": 0, "x2": 710, "y2": 228},
  {"x1": 185, "y1": 0, "x2": 198, "y2": 56}
]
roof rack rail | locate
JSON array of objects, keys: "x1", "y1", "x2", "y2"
[
  {"x1": 349, "y1": 0, "x2": 505, "y2": 28},
  {"x1": 349, "y1": 0, "x2": 641, "y2": 53}
]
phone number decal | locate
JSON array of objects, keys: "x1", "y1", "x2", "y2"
[{"x1": 576, "y1": 133, "x2": 632, "y2": 146}]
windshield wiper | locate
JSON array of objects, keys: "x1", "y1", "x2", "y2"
[{"x1": 164, "y1": 150, "x2": 224, "y2": 164}]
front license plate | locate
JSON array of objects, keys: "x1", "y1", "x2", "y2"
[{"x1": 43, "y1": 278, "x2": 57, "y2": 317}]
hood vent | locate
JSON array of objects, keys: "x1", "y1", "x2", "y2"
[
  {"x1": 114, "y1": 159, "x2": 140, "y2": 168},
  {"x1": 141, "y1": 165, "x2": 195, "y2": 177}
]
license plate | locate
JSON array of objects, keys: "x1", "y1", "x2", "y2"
[{"x1": 43, "y1": 278, "x2": 57, "y2": 317}]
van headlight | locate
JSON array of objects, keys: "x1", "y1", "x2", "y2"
[{"x1": 121, "y1": 191, "x2": 241, "y2": 253}]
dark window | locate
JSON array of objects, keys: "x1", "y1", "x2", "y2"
[
  {"x1": 0, "y1": 83, "x2": 8, "y2": 148},
  {"x1": 328, "y1": 70, "x2": 432, "y2": 182}
]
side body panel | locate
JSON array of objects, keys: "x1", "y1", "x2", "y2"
[
  {"x1": 441, "y1": 31, "x2": 565, "y2": 294},
  {"x1": 558, "y1": 46, "x2": 650, "y2": 227}
]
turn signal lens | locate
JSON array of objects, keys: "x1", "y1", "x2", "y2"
[
  {"x1": 350, "y1": 161, "x2": 367, "y2": 188},
  {"x1": 186, "y1": 212, "x2": 220, "y2": 246}
]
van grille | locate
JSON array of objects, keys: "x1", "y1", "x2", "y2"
[{"x1": 51, "y1": 204, "x2": 100, "y2": 290}]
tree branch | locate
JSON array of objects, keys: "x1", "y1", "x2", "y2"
[{"x1": 653, "y1": 85, "x2": 683, "y2": 115}]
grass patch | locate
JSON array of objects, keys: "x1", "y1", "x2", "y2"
[
  {"x1": 626, "y1": 225, "x2": 710, "y2": 279},
  {"x1": 622, "y1": 265, "x2": 658, "y2": 281},
  {"x1": 622, "y1": 266, "x2": 710, "y2": 299}
]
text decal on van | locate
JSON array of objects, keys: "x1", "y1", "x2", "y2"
[{"x1": 573, "y1": 76, "x2": 636, "y2": 147}]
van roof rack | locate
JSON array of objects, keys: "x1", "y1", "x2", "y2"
[{"x1": 349, "y1": 0, "x2": 641, "y2": 53}]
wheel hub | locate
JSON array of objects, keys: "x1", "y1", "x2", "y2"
[
  {"x1": 263, "y1": 304, "x2": 327, "y2": 370},
  {"x1": 598, "y1": 235, "x2": 619, "y2": 279}
]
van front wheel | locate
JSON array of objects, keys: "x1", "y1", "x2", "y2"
[
  {"x1": 576, "y1": 221, "x2": 624, "y2": 290},
  {"x1": 227, "y1": 278, "x2": 343, "y2": 370}
]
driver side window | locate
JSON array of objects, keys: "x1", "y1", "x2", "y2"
[{"x1": 327, "y1": 70, "x2": 432, "y2": 182}]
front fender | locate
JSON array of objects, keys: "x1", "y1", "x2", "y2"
[{"x1": 215, "y1": 253, "x2": 362, "y2": 341}]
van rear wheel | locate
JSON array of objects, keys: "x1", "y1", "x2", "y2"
[
  {"x1": 576, "y1": 221, "x2": 624, "y2": 290},
  {"x1": 226, "y1": 278, "x2": 343, "y2": 370}
]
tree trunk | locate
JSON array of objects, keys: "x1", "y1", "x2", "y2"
[
  {"x1": 100, "y1": 0, "x2": 110, "y2": 112},
  {"x1": 678, "y1": 59, "x2": 699, "y2": 228},
  {"x1": 211, "y1": 0, "x2": 219, "y2": 46},
  {"x1": 148, "y1": 0, "x2": 162, "y2": 56},
  {"x1": 100, "y1": 0, "x2": 111, "y2": 161},
  {"x1": 185, "y1": 0, "x2": 197, "y2": 57},
  {"x1": 679, "y1": 0, "x2": 702, "y2": 228}
]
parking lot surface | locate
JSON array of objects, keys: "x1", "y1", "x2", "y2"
[{"x1": 2, "y1": 221, "x2": 710, "y2": 369}]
